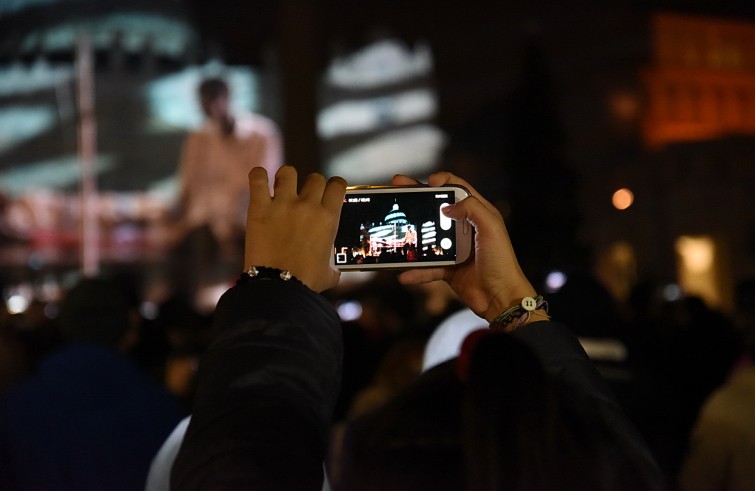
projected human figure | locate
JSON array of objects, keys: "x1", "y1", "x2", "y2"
[
  {"x1": 403, "y1": 223, "x2": 417, "y2": 259},
  {"x1": 172, "y1": 77, "x2": 283, "y2": 300},
  {"x1": 359, "y1": 224, "x2": 371, "y2": 255}
]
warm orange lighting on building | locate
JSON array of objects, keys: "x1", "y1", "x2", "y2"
[
  {"x1": 609, "y1": 91, "x2": 640, "y2": 122},
  {"x1": 642, "y1": 13, "x2": 755, "y2": 148},
  {"x1": 612, "y1": 188, "x2": 634, "y2": 210},
  {"x1": 675, "y1": 235, "x2": 721, "y2": 308}
]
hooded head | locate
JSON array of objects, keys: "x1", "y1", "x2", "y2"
[{"x1": 57, "y1": 277, "x2": 133, "y2": 350}]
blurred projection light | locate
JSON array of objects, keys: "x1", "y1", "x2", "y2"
[
  {"x1": 5, "y1": 285, "x2": 33, "y2": 315},
  {"x1": 545, "y1": 270, "x2": 567, "y2": 293},
  {"x1": 336, "y1": 300, "x2": 363, "y2": 322},
  {"x1": 662, "y1": 283, "x2": 683, "y2": 302}
]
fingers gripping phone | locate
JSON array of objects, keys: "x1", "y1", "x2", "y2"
[{"x1": 332, "y1": 185, "x2": 473, "y2": 271}]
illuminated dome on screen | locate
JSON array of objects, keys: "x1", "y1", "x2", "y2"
[{"x1": 368, "y1": 202, "x2": 410, "y2": 243}]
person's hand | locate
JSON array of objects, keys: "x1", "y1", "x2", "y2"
[
  {"x1": 394, "y1": 172, "x2": 537, "y2": 322},
  {"x1": 244, "y1": 165, "x2": 347, "y2": 292}
]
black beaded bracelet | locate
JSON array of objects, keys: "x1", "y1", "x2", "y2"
[{"x1": 236, "y1": 265, "x2": 302, "y2": 286}]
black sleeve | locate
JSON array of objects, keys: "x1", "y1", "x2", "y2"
[
  {"x1": 512, "y1": 321, "x2": 666, "y2": 491},
  {"x1": 170, "y1": 278, "x2": 343, "y2": 491}
]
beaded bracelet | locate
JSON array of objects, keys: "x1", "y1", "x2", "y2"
[
  {"x1": 489, "y1": 295, "x2": 549, "y2": 331},
  {"x1": 236, "y1": 265, "x2": 302, "y2": 286}
]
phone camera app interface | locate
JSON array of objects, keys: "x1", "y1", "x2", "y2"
[{"x1": 335, "y1": 190, "x2": 457, "y2": 266}]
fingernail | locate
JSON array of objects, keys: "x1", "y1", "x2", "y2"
[{"x1": 441, "y1": 204, "x2": 454, "y2": 214}]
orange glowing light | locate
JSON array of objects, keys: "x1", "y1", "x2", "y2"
[{"x1": 612, "y1": 188, "x2": 634, "y2": 210}]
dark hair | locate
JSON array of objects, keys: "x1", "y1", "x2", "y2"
[
  {"x1": 57, "y1": 277, "x2": 132, "y2": 349},
  {"x1": 461, "y1": 333, "x2": 593, "y2": 491},
  {"x1": 334, "y1": 358, "x2": 465, "y2": 491},
  {"x1": 334, "y1": 333, "x2": 599, "y2": 491},
  {"x1": 198, "y1": 77, "x2": 229, "y2": 101}
]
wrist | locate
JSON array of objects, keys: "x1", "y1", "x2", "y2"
[
  {"x1": 489, "y1": 296, "x2": 550, "y2": 332},
  {"x1": 240, "y1": 265, "x2": 303, "y2": 286},
  {"x1": 483, "y1": 280, "x2": 538, "y2": 323}
]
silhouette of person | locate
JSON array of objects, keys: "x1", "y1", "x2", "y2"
[
  {"x1": 678, "y1": 280, "x2": 755, "y2": 491},
  {"x1": 0, "y1": 277, "x2": 184, "y2": 491}
]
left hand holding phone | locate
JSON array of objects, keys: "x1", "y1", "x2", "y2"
[{"x1": 244, "y1": 165, "x2": 348, "y2": 292}]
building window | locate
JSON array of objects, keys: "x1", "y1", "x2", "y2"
[
  {"x1": 674, "y1": 235, "x2": 721, "y2": 308},
  {"x1": 666, "y1": 83, "x2": 679, "y2": 121}
]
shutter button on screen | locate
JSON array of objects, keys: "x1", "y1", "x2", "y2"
[{"x1": 440, "y1": 203, "x2": 452, "y2": 230}]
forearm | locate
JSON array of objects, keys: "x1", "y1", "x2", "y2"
[{"x1": 171, "y1": 279, "x2": 342, "y2": 491}]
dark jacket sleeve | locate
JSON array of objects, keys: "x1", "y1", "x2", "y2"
[
  {"x1": 512, "y1": 321, "x2": 666, "y2": 491},
  {"x1": 170, "y1": 278, "x2": 342, "y2": 491}
]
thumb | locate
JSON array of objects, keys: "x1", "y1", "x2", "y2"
[{"x1": 443, "y1": 196, "x2": 501, "y2": 237}]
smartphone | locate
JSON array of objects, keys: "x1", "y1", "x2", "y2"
[{"x1": 333, "y1": 185, "x2": 473, "y2": 271}]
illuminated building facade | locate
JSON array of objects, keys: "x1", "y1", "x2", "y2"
[
  {"x1": 362, "y1": 203, "x2": 434, "y2": 255},
  {"x1": 367, "y1": 203, "x2": 411, "y2": 252},
  {"x1": 588, "y1": 11, "x2": 755, "y2": 311},
  {"x1": 642, "y1": 12, "x2": 755, "y2": 149}
]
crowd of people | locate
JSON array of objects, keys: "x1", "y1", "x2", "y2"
[
  {"x1": 1, "y1": 77, "x2": 754, "y2": 490},
  {"x1": 0, "y1": 166, "x2": 751, "y2": 490}
]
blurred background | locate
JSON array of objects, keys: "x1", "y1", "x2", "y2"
[
  {"x1": 2, "y1": 0, "x2": 755, "y2": 310},
  {"x1": 2, "y1": 1, "x2": 755, "y2": 487}
]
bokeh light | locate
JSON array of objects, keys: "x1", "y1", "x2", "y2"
[{"x1": 612, "y1": 188, "x2": 634, "y2": 210}]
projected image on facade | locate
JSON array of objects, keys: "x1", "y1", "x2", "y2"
[
  {"x1": 319, "y1": 39, "x2": 446, "y2": 184},
  {"x1": 0, "y1": 4, "x2": 267, "y2": 267}
]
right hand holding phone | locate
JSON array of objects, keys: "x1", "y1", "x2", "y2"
[{"x1": 394, "y1": 172, "x2": 537, "y2": 323}]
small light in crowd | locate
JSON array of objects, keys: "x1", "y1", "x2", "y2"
[
  {"x1": 7, "y1": 294, "x2": 30, "y2": 314},
  {"x1": 544, "y1": 270, "x2": 567, "y2": 293},
  {"x1": 43, "y1": 302, "x2": 59, "y2": 319},
  {"x1": 194, "y1": 283, "x2": 228, "y2": 314},
  {"x1": 140, "y1": 301, "x2": 159, "y2": 320},
  {"x1": 662, "y1": 283, "x2": 683, "y2": 302},
  {"x1": 675, "y1": 236, "x2": 714, "y2": 273},
  {"x1": 612, "y1": 188, "x2": 634, "y2": 210},
  {"x1": 336, "y1": 300, "x2": 363, "y2": 322},
  {"x1": 27, "y1": 252, "x2": 44, "y2": 270},
  {"x1": 38, "y1": 275, "x2": 62, "y2": 302},
  {"x1": 608, "y1": 91, "x2": 640, "y2": 123},
  {"x1": 673, "y1": 235, "x2": 719, "y2": 308}
]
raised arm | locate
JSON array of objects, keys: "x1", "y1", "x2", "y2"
[
  {"x1": 171, "y1": 166, "x2": 347, "y2": 491},
  {"x1": 394, "y1": 171, "x2": 665, "y2": 490}
]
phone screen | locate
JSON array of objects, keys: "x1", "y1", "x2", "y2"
[{"x1": 334, "y1": 188, "x2": 461, "y2": 269}]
